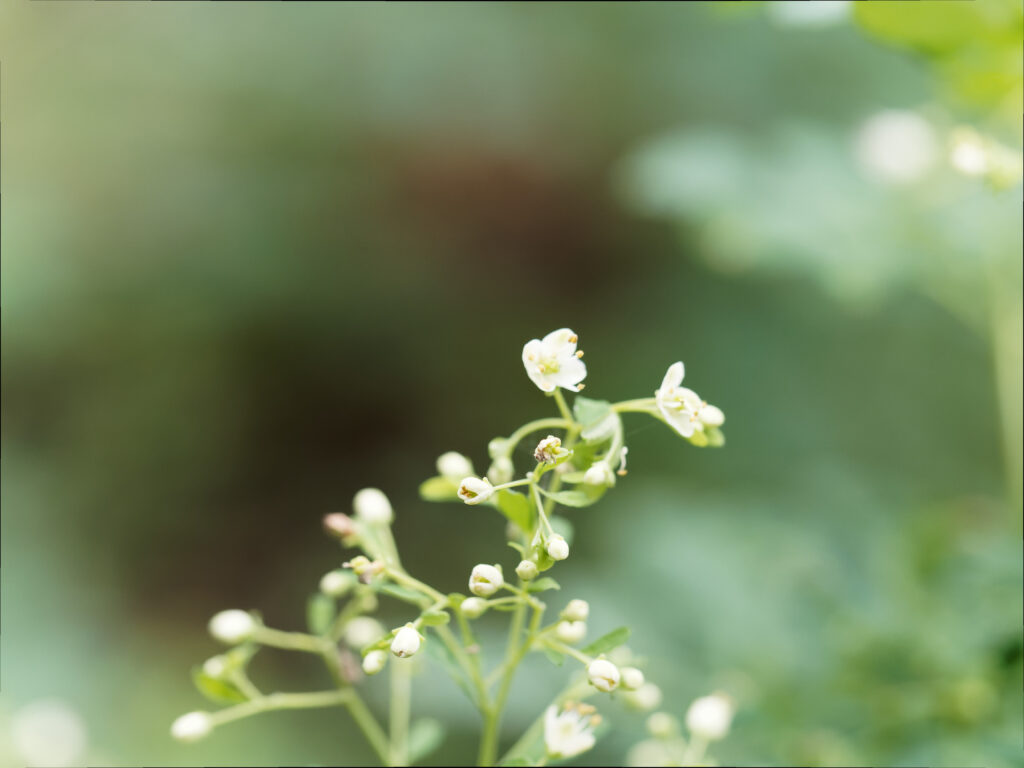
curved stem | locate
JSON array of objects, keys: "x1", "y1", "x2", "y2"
[
  {"x1": 612, "y1": 397, "x2": 657, "y2": 414},
  {"x1": 504, "y1": 417, "x2": 572, "y2": 455}
]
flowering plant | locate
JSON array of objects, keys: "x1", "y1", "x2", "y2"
[{"x1": 172, "y1": 328, "x2": 733, "y2": 766}]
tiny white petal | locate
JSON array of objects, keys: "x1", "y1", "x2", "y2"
[
  {"x1": 563, "y1": 599, "x2": 590, "y2": 621},
  {"x1": 171, "y1": 711, "x2": 213, "y2": 742}
]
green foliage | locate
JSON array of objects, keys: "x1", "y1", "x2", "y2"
[{"x1": 581, "y1": 627, "x2": 631, "y2": 657}]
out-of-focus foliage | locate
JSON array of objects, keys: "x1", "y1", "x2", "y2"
[{"x1": 1, "y1": 2, "x2": 1020, "y2": 766}]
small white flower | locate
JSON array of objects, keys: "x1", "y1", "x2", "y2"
[
  {"x1": 655, "y1": 362, "x2": 724, "y2": 438},
  {"x1": 460, "y1": 597, "x2": 488, "y2": 619},
  {"x1": 555, "y1": 620, "x2": 587, "y2": 644},
  {"x1": 458, "y1": 476, "x2": 494, "y2": 505},
  {"x1": 469, "y1": 564, "x2": 504, "y2": 597},
  {"x1": 587, "y1": 658, "x2": 621, "y2": 692},
  {"x1": 685, "y1": 693, "x2": 734, "y2": 741},
  {"x1": 563, "y1": 599, "x2": 590, "y2": 622},
  {"x1": 353, "y1": 488, "x2": 393, "y2": 524},
  {"x1": 522, "y1": 328, "x2": 587, "y2": 393},
  {"x1": 208, "y1": 610, "x2": 256, "y2": 645},
  {"x1": 646, "y1": 711, "x2": 678, "y2": 738},
  {"x1": 515, "y1": 559, "x2": 539, "y2": 581},
  {"x1": 171, "y1": 711, "x2": 213, "y2": 743},
  {"x1": 546, "y1": 534, "x2": 569, "y2": 561},
  {"x1": 437, "y1": 451, "x2": 474, "y2": 481},
  {"x1": 319, "y1": 569, "x2": 355, "y2": 597},
  {"x1": 621, "y1": 666, "x2": 645, "y2": 691},
  {"x1": 362, "y1": 649, "x2": 388, "y2": 675},
  {"x1": 391, "y1": 624, "x2": 423, "y2": 658},
  {"x1": 202, "y1": 656, "x2": 228, "y2": 679},
  {"x1": 487, "y1": 456, "x2": 514, "y2": 485},
  {"x1": 534, "y1": 435, "x2": 563, "y2": 464},
  {"x1": 344, "y1": 617, "x2": 386, "y2": 649},
  {"x1": 625, "y1": 682, "x2": 663, "y2": 712},
  {"x1": 544, "y1": 704, "x2": 598, "y2": 759},
  {"x1": 583, "y1": 461, "x2": 616, "y2": 486}
]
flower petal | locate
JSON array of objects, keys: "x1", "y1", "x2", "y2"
[
  {"x1": 549, "y1": 356, "x2": 587, "y2": 391},
  {"x1": 660, "y1": 361, "x2": 685, "y2": 392},
  {"x1": 701, "y1": 404, "x2": 725, "y2": 426}
]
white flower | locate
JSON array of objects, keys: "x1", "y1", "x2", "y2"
[
  {"x1": 555, "y1": 620, "x2": 587, "y2": 644},
  {"x1": 319, "y1": 569, "x2": 355, "y2": 597},
  {"x1": 563, "y1": 599, "x2": 589, "y2": 621},
  {"x1": 362, "y1": 649, "x2": 388, "y2": 675},
  {"x1": 546, "y1": 534, "x2": 570, "y2": 561},
  {"x1": 202, "y1": 656, "x2": 228, "y2": 679},
  {"x1": 587, "y1": 658, "x2": 621, "y2": 692},
  {"x1": 544, "y1": 704, "x2": 598, "y2": 759},
  {"x1": 469, "y1": 564, "x2": 504, "y2": 597},
  {"x1": 855, "y1": 110, "x2": 937, "y2": 183},
  {"x1": 515, "y1": 559, "x2": 539, "y2": 581},
  {"x1": 583, "y1": 461, "x2": 616, "y2": 486},
  {"x1": 171, "y1": 711, "x2": 213, "y2": 742},
  {"x1": 522, "y1": 328, "x2": 587, "y2": 393},
  {"x1": 458, "y1": 476, "x2": 494, "y2": 505},
  {"x1": 437, "y1": 451, "x2": 474, "y2": 481},
  {"x1": 460, "y1": 597, "x2": 488, "y2": 619},
  {"x1": 621, "y1": 666, "x2": 645, "y2": 691},
  {"x1": 353, "y1": 488, "x2": 393, "y2": 524},
  {"x1": 685, "y1": 693, "x2": 734, "y2": 741},
  {"x1": 391, "y1": 625, "x2": 423, "y2": 658},
  {"x1": 534, "y1": 435, "x2": 563, "y2": 464},
  {"x1": 646, "y1": 712, "x2": 678, "y2": 738},
  {"x1": 344, "y1": 617, "x2": 386, "y2": 649},
  {"x1": 208, "y1": 610, "x2": 256, "y2": 644},
  {"x1": 625, "y1": 682, "x2": 663, "y2": 712},
  {"x1": 655, "y1": 362, "x2": 724, "y2": 438},
  {"x1": 487, "y1": 456, "x2": 514, "y2": 485}
]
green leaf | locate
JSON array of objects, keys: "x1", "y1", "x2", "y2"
[
  {"x1": 191, "y1": 667, "x2": 246, "y2": 704},
  {"x1": 491, "y1": 601, "x2": 518, "y2": 611},
  {"x1": 543, "y1": 647, "x2": 566, "y2": 667},
  {"x1": 419, "y1": 476, "x2": 458, "y2": 502},
  {"x1": 507, "y1": 540, "x2": 526, "y2": 555},
  {"x1": 540, "y1": 485, "x2": 605, "y2": 508},
  {"x1": 420, "y1": 609, "x2": 451, "y2": 626},
  {"x1": 582, "y1": 626, "x2": 631, "y2": 657},
  {"x1": 687, "y1": 429, "x2": 709, "y2": 448},
  {"x1": 447, "y1": 592, "x2": 466, "y2": 607},
  {"x1": 705, "y1": 426, "x2": 725, "y2": 447},
  {"x1": 495, "y1": 489, "x2": 533, "y2": 531},
  {"x1": 379, "y1": 583, "x2": 429, "y2": 605},
  {"x1": 526, "y1": 577, "x2": 560, "y2": 593},
  {"x1": 306, "y1": 593, "x2": 336, "y2": 636},
  {"x1": 424, "y1": 637, "x2": 479, "y2": 708},
  {"x1": 572, "y1": 395, "x2": 613, "y2": 429},
  {"x1": 549, "y1": 515, "x2": 574, "y2": 545},
  {"x1": 408, "y1": 718, "x2": 445, "y2": 764}
]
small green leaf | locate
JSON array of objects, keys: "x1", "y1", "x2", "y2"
[
  {"x1": 447, "y1": 592, "x2": 466, "y2": 607},
  {"x1": 582, "y1": 626, "x2": 631, "y2": 657},
  {"x1": 420, "y1": 609, "x2": 451, "y2": 626},
  {"x1": 507, "y1": 540, "x2": 526, "y2": 555},
  {"x1": 572, "y1": 396, "x2": 613, "y2": 429},
  {"x1": 379, "y1": 583, "x2": 429, "y2": 605},
  {"x1": 408, "y1": 718, "x2": 445, "y2": 763},
  {"x1": 540, "y1": 485, "x2": 605, "y2": 508},
  {"x1": 419, "y1": 476, "x2": 458, "y2": 502},
  {"x1": 491, "y1": 601, "x2": 518, "y2": 611},
  {"x1": 687, "y1": 429, "x2": 709, "y2": 448},
  {"x1": 543, "y1": 647, "x2": 566, "y2": 667},
  {"x1": 526, "y1": 577, "x2": 560, "y2": 593},
  {"x1": 306, "y1": 593, "x2": 336, "y2": 636},
  {"x1": 705, "y1": 427, "x2": 725, "y2": 447},
  {"x1": 424, "y1": 637, "x2": 479, "y2": 707},
  {"x1": 495, "y1": 489, "x2": 533, "y2": 531},
  {"x1": 191, "y1": 667, "x2": 246, "y2": 704}
]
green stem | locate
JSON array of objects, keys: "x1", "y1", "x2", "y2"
[
  {"x1": 254, "y1": 626, "x2": 329, "y2": 655},
  {"x1": 543, "y1": 639, "x2": 592, "y2": 665},
  {"x1": 389, "y1": 657, "x2": 412, "y2": 767},
  {"x1": 552, "y1": 390, "x2": 574, "y2": 423},
  {"x1": 386, "y1": 568, "x2": 446, "y2": 605},
  {"x1": 612, "y1": 397, "x2": 657, "y2": 414},
  {"x1": 505, "y1": 417, "x2": 572, "y2": 455}
]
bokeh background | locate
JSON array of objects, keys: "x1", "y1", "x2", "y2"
[{"x1": 2, "y1": 1, "x2": 1021, "y2": 766}]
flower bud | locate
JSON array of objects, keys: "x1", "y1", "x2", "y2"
[
  {"x1": 625, "y1": 683, "x2": 663, "y2": 712},
  {"x1": 534, "y1": 435, "x2": 563, "y2": 464},
  {"x1": 563, "y1": 599, "x2": 589, "y2": 622},
  {"x1": 323, "y1": 512, "x2": 357, "y2": 539},
  {"x1": 621, "y1": 666, "x2": 645, "y2": 691},
  {"x1": 208, "y1": 610, "x2": 257, "y2": 645},
  {"x1": 647, "y1": 712, "x2": 678, "y2": 738},
  {"x1": 458, "y1": 476, "x2": 494, "y2": 505},
  {"x1": 488, "y1": 437, "x2": 510, "y2": 459},
  {"x1": 555, "y1": 620, "x2": 587, "y2": 644},
  {"x1": 469, "y1": 564, "x2": 504, "y2": 597},
  {"x1": 583, "y1": 461, "x2": 615, "y2": 487},
  {"x1": 343, "y1": 556, "x2": 384, "y2": 578},
  {"x1": 515, "y1": 559, "x2": 539, "y2": 581},
  {"x1": 202, "y1": 656, "x2": 228, "y2": 679},
  {"x1": 546, "y1": 535, "x2": 569, "y2": 561},
  {"x1": 362, "y1": 649, "x2": 388, "y2": 675},
  {"x1": 437, "y1": 451, "x2": 474, "y2": 481},
  {"x1": 319, "y1": 569, "x2": 356, "y2": 597},
  {"x1": 391, "y1": 624, "x2": 422, "y2": 658},
  {"x1": 171, "y1": 711, "x2": 213, "y2": 742},
  {"x1": 460, "y1": 597, "x2": 488, "y2": 619},
  {"x1": 344, "y1": 617, "x2": 386, "y2": 649},
  {"x1": 685, "y1": 693, "x2": 733, "y2": 741},
  {"x1": 487, "y1": 456, "x2": 515, "y2": 485},
  {"x1": 587, "y1": 658, "x2": 620, "y2": 692},
  {"x1": 353, "y1": 488, "x2": 393, "y2": 524}
]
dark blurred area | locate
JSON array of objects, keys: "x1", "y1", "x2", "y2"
[{"x1": 1, "y1": 2, "x2": 1021, "y2": 766}]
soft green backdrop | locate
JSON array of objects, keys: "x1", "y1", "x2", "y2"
[{"x1": 2, "y1": 2, "x2": 1021, "y2": 766}]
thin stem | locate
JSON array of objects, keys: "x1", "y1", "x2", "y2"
[
  {"x1": 683, "y1": 734, "x2": 709, "y2": 766},
  {"x1": 543, "y1": 639, "x2": 592, "y2": 665},
  {"x1": 253, "y1": 626, "x2": 329, "y2": 655},
  {"x1": 505, "y1": 417, "x2": 572, "y2": 455},
  {"x1": 389, "y1": 658, "x2": 412, "y2": 767},
  {"x1": 319, "y1": 643, "x2": 391, "y2": 765},
  {"x1": 386, "y1": 567, "x2": 446, "y2": 605},
  {"x1": 612, "y1": 397, "x2": 657, "y2": 414},
  {"x1": 207, "y1": 688, "x2": 354, "y2": 727},
  {"x1": 229, "y1": 670, "x2": 263, "y2": 700},
  {"x1": 552, "y1": 389, "x2": 573, "y2": 422},
  {"x1": 531, "y1": 483, "x2": 555, "y2": 536},
  {"x1": 492, "y1": 478, "x2": 532, "y2": 492}
]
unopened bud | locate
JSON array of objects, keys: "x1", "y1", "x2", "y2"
[
  {"x1": 487, "y1": 456, "x2": 515, "y2": 485},
  {"x1": 171, "y1": 711, "x2": 213, "y2": 742},
  {"x1": 323, "y1": 512, "x2": 357, "y2": 539},
  {"x1": 546, "y1": 535, "x2": 569, "y2": 561},
  {"x1": 391, "y1": 624, "x2": 422, "y2": 658},
  {"x1": 515, "y1": 559, "x2": 539, "y2": 581},
  {"x1": 534, "y1": 435, "x2": 564, "y2": 464},
  {"x1": 458, "y1": 476, "x2": 494, "y2": 505},
  {"x1": 353, "y1": 488, "x2": 393, "y2": 524},
  {"x1": 362, "y1": 649, "x2": 388, "y2": 675},
  {"x1": 647, "y1": 712, "x2": 678, "y2": 738},
  {"x1": 202, "y1": 656, "x2": 228, "y2": 679},
  {"x1": 344, "y1": 617, "x2": 386, "y2": 649},
  {"x1": 437, "y1": 452, "x2": 474, "y2": 481},
  {"x1": 320, "y1": 569, "x2": 356, "y2": 597},
  {"x1": 583, "y1": 461, "x2": 615, "y2": 487},
  {"x1": 563, "y1": 599, "x2": 589, "y2": 621},
  {"x1": 621, "y1": 666, "x2": 645, "y2": 691},
  {"x1": 208, "y1": 610, "x2": 257, "y2": 645},
  {"x1": 555, "y1": 620, "x2": 587, "y2": 644},
  {"x1": 587, "y1": 658, "x2": 620, "y2": 692},
  {"x1": 469, "y1": 564, "x2": 504, "y2": 597},
  {"x1": 460, "y1": 597, "x2": 488, "y2": 619},
  {"x1": 685, "y1": 693, "x2": 733, "y2": 741}
]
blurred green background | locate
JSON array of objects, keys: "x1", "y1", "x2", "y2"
[{"x1": 1, "y1": 2, "x2": 1021, "y2": 766}]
